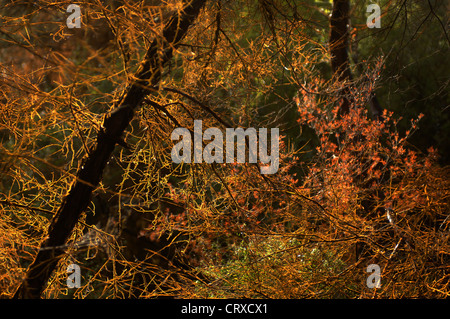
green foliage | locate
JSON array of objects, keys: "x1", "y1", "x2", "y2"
[{"x1": 190, "y1": 236, "x2": 351, "y2": 298}]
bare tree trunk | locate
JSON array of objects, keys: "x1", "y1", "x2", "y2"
[
  {"x1": 330, "y1": 0, "x2": 383, "y2": 119},
  {"x1": 368, "y1": 92, "x2": 383, "y2": 120},
  {"x1": 330, "y1": 0, "x2": 352, "y2": 115},
  {"x1": 329, "y1": 0, "x2": 384, "y2": 262},
  {"x1": 14, "y1": 0, "x2": 206, "y2": 299}
]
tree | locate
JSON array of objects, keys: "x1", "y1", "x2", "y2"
[{"x1": 11, "y1": 0, "x2": 206, "y2": 299}]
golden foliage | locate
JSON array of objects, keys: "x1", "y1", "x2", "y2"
[{"x1": 0, "y1": 0, "x2": 448, "y2": 298}]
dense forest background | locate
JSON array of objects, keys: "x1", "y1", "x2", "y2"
[{"x1": 0, "y1": 0, "x2": 449, "y2": 298}]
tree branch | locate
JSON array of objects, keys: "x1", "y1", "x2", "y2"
[{"x1": 13, "y1": 0, "x2": 206, "y2": 299}]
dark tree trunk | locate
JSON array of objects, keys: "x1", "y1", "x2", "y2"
[
  {"x1": 330, "y1": 0, "x2": 352, "y2": 115},
  {"x1": 330, "y1": 0, "x2": 383, "y2": 119},
  {"x1": 369, "y1": 93, "x2": 383, "y2": 120},
  {"x1": 329, "y1": 0, "x2": 385, "y2": 263},
  {"x1": 14, "y1": 0, "x2": 206, "y2": 299}
]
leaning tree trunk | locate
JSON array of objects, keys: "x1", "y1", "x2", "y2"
[{"x1": 14, "y1": 0, "x2": 206, "y2": 299}]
